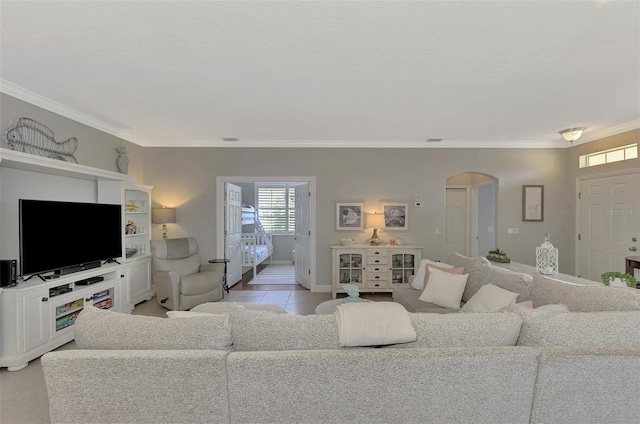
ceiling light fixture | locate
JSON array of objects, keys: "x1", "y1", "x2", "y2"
[
  {"x1": 426, "y1": 138, "x2": 443, "y2": 142},
  {"x1": 222, "y1": 137, "x2": 239, "y2": 142},
  {"x1": 559, "y1": 127, "x2": 586, "y2": 143}
]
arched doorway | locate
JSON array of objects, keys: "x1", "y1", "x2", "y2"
[{"x1": 445, "y1": 172, "x2": 498, "y2": 258}]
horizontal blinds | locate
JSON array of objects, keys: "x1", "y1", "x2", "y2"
[{"x1": 257, "y1": 186, "x2": 295, "y2": 233}]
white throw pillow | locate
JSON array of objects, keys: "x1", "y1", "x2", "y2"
[
  {"x1": 461, "y1": 284, "x2": 519, "y2": 313},
  {"x1": 418, "y1": 267, "x2": 468, "y2": 309},
  {"x1": 410, "y1": 259, "x2": 455, "y2": 290}
]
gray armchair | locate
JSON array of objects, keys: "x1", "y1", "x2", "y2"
[{"x1": 150, "y1": 237, "x2": 223, "y2": 310}]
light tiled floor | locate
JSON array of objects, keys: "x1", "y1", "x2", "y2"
[{"x1": 0, "y1": 290, "x2": 391, "y2": 423}]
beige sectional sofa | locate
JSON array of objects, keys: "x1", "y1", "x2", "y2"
[{"x1": 41, "y1": 293, "x2": 640, "y2": 424}]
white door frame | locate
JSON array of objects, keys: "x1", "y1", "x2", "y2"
[
  {"x1": 216, "y1": 176, "x2": 317, "y2": 292},
  {"x1": 575, "y1": 168, "x2": 640, "y2": 276}
]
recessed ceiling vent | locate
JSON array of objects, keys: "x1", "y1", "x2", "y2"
[
  {"x1": 426, "y1": 138, "x2": 443, "y2": 142},
  {"x1": 222, "y1": 137, "x2": 239, "y2": 142}
]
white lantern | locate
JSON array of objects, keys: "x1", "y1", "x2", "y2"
[{"x1": 536, "y1": 234, "x2": 558, "y2": 275}]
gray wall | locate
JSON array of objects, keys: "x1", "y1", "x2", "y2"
[{"x1": 143, "y1": 147, "x2": 573, "y2": 289}]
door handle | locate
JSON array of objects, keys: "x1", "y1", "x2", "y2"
[{"x1": 630, "y1": 247, "x2": 638, "y2": 251}]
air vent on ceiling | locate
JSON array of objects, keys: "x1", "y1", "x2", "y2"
[
  {"x1": 222, "y1": 137, "x2": 239, "y2": 142},
  {"x1": 426, "y1": 138, "x2": 443, "y2": 142}
]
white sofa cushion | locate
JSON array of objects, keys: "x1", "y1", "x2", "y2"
[
  {"x1": 509, "y1": 303, "x2": 640, "y2": 347},
  {"x1": 74, "y1": 305, "x2": 232, "y2": 350},
  {"x1": 531, "y1": 275, "x2": 640, "y2": 311},
  {"x1": 419, "y1": 267, "x2": 468, "y2": 309},
  {"x1": 192, "y1": 302, "x2": 287, "y2": 314},
  {"x1": 408, "y1": 312, "x2": 523, "y2": 347},
  {"x1": 461, "y1": 284, "x2": 519, "y2": 313},
  {"x1": 231, "y1": 310, "x2": 340, "y2": 351}
]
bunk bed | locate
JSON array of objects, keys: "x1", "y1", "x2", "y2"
[{"x1": 241, "y1": 205, "x2": 273, "y2": 278}]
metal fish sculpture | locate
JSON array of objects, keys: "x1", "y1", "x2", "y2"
[{"x1": 4, "y1": 117, "x2": 78, "y2": 163}]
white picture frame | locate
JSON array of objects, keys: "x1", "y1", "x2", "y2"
[
  {"x1": 336, "y1": 202, "x2": 364, "y2": 230},
  {"x1": 381, "y1": 203, "x2": 408, "y2": 230}
]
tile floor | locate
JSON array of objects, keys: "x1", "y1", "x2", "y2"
[{"x1": 0, "y1": 290, "x2": 392, "y2": 423}]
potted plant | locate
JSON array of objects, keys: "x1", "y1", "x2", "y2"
[
  {"x1": 601, "y1": 271, "x2": 637, "y2": 288},
  {"x1": 487, "y1": 248, "x2": 510, "y2": 263}
]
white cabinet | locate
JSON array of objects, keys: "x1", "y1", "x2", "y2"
[
  {"x1": 98, "y1": 181, "x2": 154, "y2": 304},
  {"x1": 331, "y1": 245, "x2": 422, "y2": 298},
  {"x1": 0, "y1": 264, "x2": 133, "y2": 371},
  {"x1": 128, "y1": 257, "x2": 152, "y2": 305}
]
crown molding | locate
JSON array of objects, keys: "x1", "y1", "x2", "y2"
[
  {"x1": 0, "y1": 79, "x2": 143, "y2": 144},
  {"x1": 571, "y1": 119, "x2": 640, "y2": 146}
]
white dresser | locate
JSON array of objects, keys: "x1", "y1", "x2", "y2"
[{"x1": 330, "y1": 244, "x2": 423, "y2": 298}]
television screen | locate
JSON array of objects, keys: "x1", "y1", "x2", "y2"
[{"x1": 19, "y1": 199, "x2": 122, "y2": 277}]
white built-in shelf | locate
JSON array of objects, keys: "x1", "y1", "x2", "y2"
[{"x1": 0, "y1": 148, "x2": 131, "y2": 182}]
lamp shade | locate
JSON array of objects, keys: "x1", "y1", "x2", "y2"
[
  {"x1": 366, "y1": 213, "x2": 385, "y2": 229},
  {"x1": 152, "y1": 207, "x2": 176, "y2": 224}
]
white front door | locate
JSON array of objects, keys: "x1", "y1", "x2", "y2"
[
  {"x1": 294, "y1": 183, "x2": 310, "y2": 289},
  {"x1": 225, "y1": 183, "x2": 243, "y2": 287},
  {"x1": 578, "y1": 172, "x2": 640, "y2": 280},
  {"x1": 445, "y1": 188, "x2": 468, "y2": 257}
]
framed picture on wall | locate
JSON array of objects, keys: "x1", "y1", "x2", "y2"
[
  {"x1": 381, "y1": 203, "x2": 408, "y2": 230},
  {"x1": 522, "y1": 185, "x2": 544, "y2": 221},
  {"x1": 336, "y1": 203, "x2": 364, "y2": 230}
]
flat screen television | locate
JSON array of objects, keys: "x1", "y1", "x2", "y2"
[{"x1": 19, "y1": 199, "x2": 122, "y2": 278}]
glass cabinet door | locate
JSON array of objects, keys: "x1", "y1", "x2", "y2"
[
  {"x1": 338, "y1": 253, "x2": 364, "y2": 286},
  {"x1": 391, "y1": 252, "x2": 417, "y2": 284}
]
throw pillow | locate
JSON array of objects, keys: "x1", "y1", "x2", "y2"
[
  {"x1": 410, "y1": 259, "x2": 454, "y2": 290},
  {"x1": 418, "y1": 267, "x2": 469, "y2": 309},
  {"x1": 461, "y1": 284, "x2": 519, "y2": 313},
  {"x1": 74, "y1": 305, "x2": 232, "y2": 350},
  {"x1": 421, "y1": 265, "x2": 465, "y2": 294}
]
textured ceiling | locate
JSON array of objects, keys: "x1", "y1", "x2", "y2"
[{"x1": 1, "y1": 1, "x2": 639, "y2": 148}]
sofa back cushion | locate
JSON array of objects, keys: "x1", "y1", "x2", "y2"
[
  {"x1": 532, "y1": 275, "x2": 640, "y2": 311},
  {"x1": 445, "y1": 252, "x2": 483, "y2": 302},
  {"x1": 75, "y1": 305, "x2": 232, "y2": 350},
  {"x1": 231, "y1": 310, "x2": 341, "y2": 351},
  {"x1": 407, "y1": 312, "x2": 522, "y2": 348},
  {"x1": 509, "y1": 303, "x2": 640, "y2": 347},
  {"x1": 473, "y1": 264, "x2": 532, "y2": 302}
]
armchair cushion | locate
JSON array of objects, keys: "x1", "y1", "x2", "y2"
[{"x1": 181, "y1": 271, "x2": 219, "y2": 296}]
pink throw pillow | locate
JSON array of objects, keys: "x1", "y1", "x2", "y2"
[{"x1": 421, "y1": 265, "x2": 465, "y2": 295}]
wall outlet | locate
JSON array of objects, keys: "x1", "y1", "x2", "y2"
[{"x1": 508, "y1": 228, "x2": 520, "y2": 235}]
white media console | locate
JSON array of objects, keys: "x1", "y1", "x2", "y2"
[
  {"x1": 0, "y1": 148, "x2": 154, "y2": 370},
  {"x1": 0, "y1": 263, "x2": 134, "y2": 370}
]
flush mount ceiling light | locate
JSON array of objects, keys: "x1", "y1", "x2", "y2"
[
  {"x1": 559, "y1": 127, "x2": 586, "y2": 143},
  {"x1": 222, "y1": 137, "x2": 239, "y2": 142}
]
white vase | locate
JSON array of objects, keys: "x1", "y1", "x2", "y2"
[{"x1": 609, "y1": 278, "x2": 627, "y2": 288}]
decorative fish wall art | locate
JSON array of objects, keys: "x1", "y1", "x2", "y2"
[{"x1": 4, "y1": 117, "x2": 78, "y2": 163}]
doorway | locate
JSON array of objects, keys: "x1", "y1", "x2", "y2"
[
  {"x1": 445, "y1": 173, "x2": 498, "y2": 258},
  {"x1": 216, "y1": 176, "x2": 317, "y2": 292}
]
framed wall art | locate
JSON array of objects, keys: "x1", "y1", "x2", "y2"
[
  {"x1": 381, "y1": 203, "x2": 408, "y2": 230},
  {"x1": 522, "y1": 185, "x2": 544, "y2": 222},
  {"x1": 336, "y1": 202, "x2": 364, "y2": 230}
]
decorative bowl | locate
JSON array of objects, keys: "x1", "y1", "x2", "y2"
[
  {"x1": 125, "y1": 248, "x2": 138, "y2": 258},
  {"x1": 340, "y1": 238, "x2": 355, "y2": 246}
]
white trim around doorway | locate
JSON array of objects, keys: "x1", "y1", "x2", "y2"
[{"x1": 216, "y1": 176, "x2": 317, "y2": 292}]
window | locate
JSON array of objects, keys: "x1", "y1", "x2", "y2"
[
  {"x1": 579, "y1": 143, "x2": 638, "y2": 168},
  {"x1": 257, "y1": 185, "x2": 296, "y2": 234}
]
